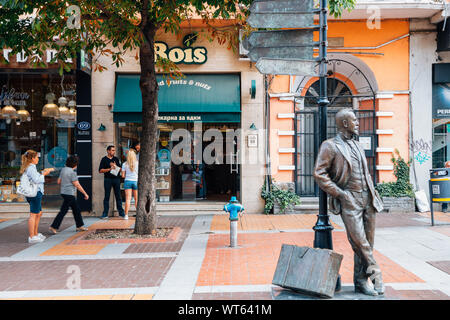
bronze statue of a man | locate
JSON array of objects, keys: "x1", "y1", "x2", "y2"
[{"x1": 313, "y1": 108, "x2": 384, "y2": 296}]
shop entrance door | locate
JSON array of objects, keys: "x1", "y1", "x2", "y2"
[
  {"x1": 167, "y1": 123, "x2": 240, "y2": 202},
  {"x1": 203, "y1": 127, "x2": 240, "y2": 202}
]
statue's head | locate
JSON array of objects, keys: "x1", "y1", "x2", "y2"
[{"x1": 336, "y1": 108, "x2": 359, "y2": 136}]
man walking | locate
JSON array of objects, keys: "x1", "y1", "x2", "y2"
[
  {"x1": 99, "y1": 145, "x2": 125, "y2": 219},
  {"x1": 313, "y1": 108, "x2": 384, "y2": 296}
]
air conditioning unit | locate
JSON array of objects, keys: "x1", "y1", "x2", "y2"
[{"x1": 239, "y1": 29, "x2": 250, "y2": 60}]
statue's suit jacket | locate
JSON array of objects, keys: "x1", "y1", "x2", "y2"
[{"x1": 313, "y1": 134, "x2": 383, "y2": 214}]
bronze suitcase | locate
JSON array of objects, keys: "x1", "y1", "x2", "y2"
[{"x1": 272, "y1": 244, "x2": 343, "y2": 298}]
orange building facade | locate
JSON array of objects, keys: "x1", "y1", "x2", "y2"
[{"x1": 268, "y1": 18, "x2": 411, "y2": 196}]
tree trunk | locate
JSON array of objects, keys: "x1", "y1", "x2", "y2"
[{"x1": 135, "y1": 21, "x2": 158, "y2": 235}]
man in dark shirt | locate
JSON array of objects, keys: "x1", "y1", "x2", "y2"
[{"x1": 99, "y1": 145, "x2": 125, "y2": 219}]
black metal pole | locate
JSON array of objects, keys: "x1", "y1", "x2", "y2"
[
  {"x1": 313, "y1": 0, "x2": 341, "y2": 291},
  {"x1": 429, "y1": 179, "x2": 435, "y2": 226}
]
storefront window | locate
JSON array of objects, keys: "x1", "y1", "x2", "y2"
[
  {"x1": 432, "y1": 119, "x2": 450, "y2": 168},
  {"x1": 0, "y1": 72, "x2": 76, "y2": 207},
  {"x1": 117, "y1": 122, "x2": 240, "y2": 202}
]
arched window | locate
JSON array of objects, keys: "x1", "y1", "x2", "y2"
[{"x1": 303, "y1": 78, "x2": 353, "y2": 111}]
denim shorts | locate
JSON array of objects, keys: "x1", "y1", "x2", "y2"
[
  {"x1": 26, "y1": 191, "x2": 43, "y2": 214},
  {"x1": 123, "y1": 180, "x2": 138, "y2": 190}
]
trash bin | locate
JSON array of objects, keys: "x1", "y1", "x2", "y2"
[{"x1": 429, "y1": 168, "x2": 450, "y2": 225}]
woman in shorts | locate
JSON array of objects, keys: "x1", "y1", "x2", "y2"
[
  {"x1": 121, "y1": 149, "x2": 138, "y2": 220},
  {"x1": 20, "y1": 150, "x2": 54, "y2": 243}
]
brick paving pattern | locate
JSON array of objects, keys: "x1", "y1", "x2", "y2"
[
  {"x1": 0, "y1": 258, "x2": 173, "y2": 290},
  {"x1": 7, "y1": 294, "x2": 154, "y2": 300},
  {"x1": 210, "y1": 214, "x2": 341, "y2": 231},
  {"x1": 427, "y1": 261, "x2": 450, "y2": 275},
  {"x1": 429, "y1": 226, "x2": 450, "y2": 237},
  {"x1": 124, "y1": 216, "x2": 195, "y2": 254},
  {"x1": 0, "y1": 213, "x2": 448, "y2": 300},
  {"x1": 375, "y1": 212, "x2": 430, "y2": 228},
  {"x1": 389, "y1": 289, "x2": 449, "y2": 300},
  {"x1": 196, "y1": 232, "x2": 423, "y2": 287},
  {"x1": 192, "y1": 292, "x2": 272, "y2": 300},
  {"x1": 0, "y1": 218, "x2": 73, "y2": 257},
  {"x1": 418, "y1": 211, "x2": 450, "y2": 224}
]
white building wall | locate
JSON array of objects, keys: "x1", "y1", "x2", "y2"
[{"x1": 409, "y1": 19, "x2": 438, "y2": 198}]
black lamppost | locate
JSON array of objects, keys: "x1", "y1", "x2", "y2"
[{"x1": 312, "y1": 0, "x2": 341, "y2": 291}]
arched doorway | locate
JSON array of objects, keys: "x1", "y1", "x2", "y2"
[{"x1": 294, "y1": 59, "x2": 377, "y2": 196}]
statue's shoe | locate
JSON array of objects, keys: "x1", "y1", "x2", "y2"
[
  {"x1": 373, "y1": 282, "x2": 385, "y2": 295},
  {"x1": 372, "y1": 275, "x2": 385, "y2": 295},
  {"x1": 355, "y1": 282, "x2": 378, "y2": 296}
]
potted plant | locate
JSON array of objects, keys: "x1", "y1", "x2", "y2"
[
  {"x1": 375, "y1": 150, "x2": 415, "y2": 213},
  {"x1": 261, "y1": 179, "x2": 301, "y2": 214}
]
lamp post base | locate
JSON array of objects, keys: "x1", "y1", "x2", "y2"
[{"x1": 313, "y1": 214, "x2": 341, "y2": 292}]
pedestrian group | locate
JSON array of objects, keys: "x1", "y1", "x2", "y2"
[{"x1": 18, "y1": 142, "x2": 140, "y2": 243}]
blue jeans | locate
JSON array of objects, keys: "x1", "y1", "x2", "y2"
[{"x1": 102, "y1": 178, "x2": 124, "y2": 217}]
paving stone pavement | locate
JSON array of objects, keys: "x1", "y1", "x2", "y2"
[{"x1": 0, "y1": 211, "x2": 448, "y2": 300}]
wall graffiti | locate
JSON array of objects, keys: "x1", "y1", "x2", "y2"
[
  {"x1": 414, "y1": 151, "x2": 431, "y2": 165},
  {"x1": 410, "y1": 138, "x2": 432, "y2": 165}
]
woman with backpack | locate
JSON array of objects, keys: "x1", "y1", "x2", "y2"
[
  {"x1": 20, "y1": 150, "x2": 54, "y2": 243},
  {"x1": 121, "y1": 149, "x2": 138, "y2": 220}
]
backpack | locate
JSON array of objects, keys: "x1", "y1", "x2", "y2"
[{"x1": 17, "y1": 171, "x2": 38, "y2": 198}]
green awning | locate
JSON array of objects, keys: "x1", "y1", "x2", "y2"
[{"x1": 114, "y1": 74, "x2": 241, "y2": 122}]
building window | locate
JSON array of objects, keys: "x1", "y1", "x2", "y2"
[{"x1": 0, "y1": 72, "x2": 76, "y2": 206}]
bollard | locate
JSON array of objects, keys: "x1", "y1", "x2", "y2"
[
  {"x1": 230, "y1": 220, "x2": 238, "y2": 247},
  {"x1": 223, "y1": 196, "x2": 244, "y2": 248}
]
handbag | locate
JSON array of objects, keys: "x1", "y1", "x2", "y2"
[{"x1": 16, "y1": 172, "x2": 38, "y2": 198}]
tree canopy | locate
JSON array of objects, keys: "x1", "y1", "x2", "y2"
[{"x1": 0, "y1": 0, "x2": 355, "y2": 73}]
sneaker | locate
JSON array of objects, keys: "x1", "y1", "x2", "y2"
[
  {"x1": 100, "y1": 215, "x2": 109, "y2": 220},
  {"x1": 76, "y1": 226, "x2": 88, "y2": 232},
  {"x1": 36, "y1": 233, "x2": 46, "y2": 240},
  {"x1": 49, "y1": 227, "x2": 58, "y2": 234},
  {"x1": 28, "y1": 236, "x2": 44, "y2": 243},
  {"x1": 124, "y1": 215, "x2": 129, "y2": 220}
]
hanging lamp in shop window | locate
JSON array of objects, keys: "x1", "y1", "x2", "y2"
[
  {"x1": 58, "y1": 96, "x2": 71, "y2": 120},
  {"x1": 42, "y1": 92, "x2": 60, "y2": 118},
  {"x1": 68, "y1": 99, "x2": 77, "y2": 121},
  {"x1": 17, "y1": 106, "x2": 31, "y2": 122},
  {"x1": 1, "y1": 74, "x2": 18, "y2": 121},
  {"x1": 58, "y1": 74, "x2": 71, "y2": 120},
  {"x1": 16, "y1": 74, "x2": 31, "y2": 122},
  {"x1": 1, "y1": 100, "x2": 18, "y2": 121}
]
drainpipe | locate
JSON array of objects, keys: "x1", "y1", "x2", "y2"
[
  {"x1": 326, "y1": 34, "x2": 410, "y2": 50},
  {"x1": 265, "y1": 75, "x2": 272, "y2": 192}
]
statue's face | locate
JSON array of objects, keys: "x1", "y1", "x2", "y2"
[{"x1": 343, "y1": 112, "x2": 359, "y2": 135}]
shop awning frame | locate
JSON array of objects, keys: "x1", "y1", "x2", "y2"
[{"x1": 113, "y1": 73, "x2": 241, "y2": 123}]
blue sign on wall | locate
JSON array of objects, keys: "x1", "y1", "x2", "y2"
[{"x1": 77, "y1": 121, "x2": 91, "y2": 130}]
